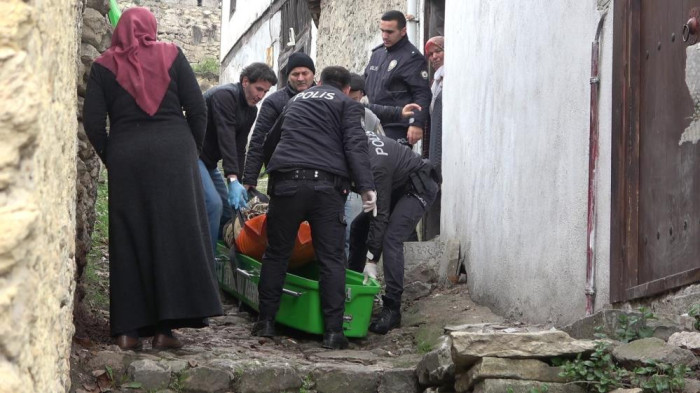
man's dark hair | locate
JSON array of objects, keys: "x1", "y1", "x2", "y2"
[
  {"x1": 349, "y1": 73, "x2": 365, "y2": 93},
  {"x1": 381, "y1": 10, "x2": 407, "y2": 29},
  {"x1": 240, "y1": 62, "x2": 278, "y2": 85},
  {"x1": 320, "y1": 66, "x2": 351, "y2": 90}
]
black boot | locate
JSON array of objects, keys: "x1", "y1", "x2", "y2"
[
  {"x1": 368, "y1": 297, "x2": 401, "y2": 334},
  {"x1": 251, "y1": 319, "x2": 276, "y2": 337},
  {"x1": 322, "y1": 331, "x2": 349, "y2": 349}
]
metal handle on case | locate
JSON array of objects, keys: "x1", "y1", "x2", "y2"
[
  {"x1": 236, "y1": 268, "x2": 256, "y2": 278},
  {"x1": 282, "y1": 288, "x2": 303, "y2": 297},
  {"x1": 236, "y1": 268, "x2": 302, "y2": 297}
]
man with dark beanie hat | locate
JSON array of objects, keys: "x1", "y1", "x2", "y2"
[
  {"x1": 284, "y1": 52, "x2": 315, "y2": 76},
  {"x1": 243, "y1": 52, "x2": 316, "y2": 187}
]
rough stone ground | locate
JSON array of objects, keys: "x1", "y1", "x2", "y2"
[{"x1": 69, "y1": 281, "x2": 508, "y2": 392}]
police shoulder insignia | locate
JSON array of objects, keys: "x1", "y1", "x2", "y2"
[
  {"x1": 421, "y1": 70, "x2": 429, "y2": 79},
  {"x1": 388, "y1": 59, "x2": 398, "y2": 71}
]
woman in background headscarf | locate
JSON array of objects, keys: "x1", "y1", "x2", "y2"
[
  {"x1": 83, "y1": 7, "x2": 222, "y2": 350},
  {"x1": 423, "y1": 36, "x2": 444, "y2": 240}
]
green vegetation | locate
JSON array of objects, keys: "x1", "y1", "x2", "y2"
[
  {"x1": 559, "y1": 340, "x2": 628, "y2": 392},
  {"x1": 192, "y1": 58, "x2": 219, "y2": 76},
  {"x1": 689, "y1": 303, "x2": 700, "y2": 331},
  {"x1": 84, "y1": 168, "x2": 110, "y2": 312},
  {"x1": 630, "y1": 361, "x2": 689, "y2": 393},
  {"x1": 558, "y1": 308, "x2": 690, "y2": 392},
  {"x1": 298, "y1": 375, "x2": 313, "y2": 393},
  {"x1": 615, "y1": 306, "x2": 655, "y2": 343}
]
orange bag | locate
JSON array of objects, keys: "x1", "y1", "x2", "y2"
[{"x1": 235, "y1": 214, "x2": 315, "y2": 269}]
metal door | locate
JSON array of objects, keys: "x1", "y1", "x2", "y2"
[{"x1": 611, "y1": 0, "x2": 700, "y2": 302}]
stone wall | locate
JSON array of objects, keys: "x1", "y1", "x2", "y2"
[
  {"x1": 123, "y1": 0, "x2": 221, "y2": 70},
  {"x1": 0, "y1": 0, "x2": 79, "y2": 391},
  {"x1": 315, "y1": 0, "x2": 403, "y2": 73}
]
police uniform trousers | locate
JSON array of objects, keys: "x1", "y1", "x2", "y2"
[
  {"x1": 348, "y1": 177, "x2": 438, "y2": 305},
  {"x1": 257, "y1": 173, "x2": 347, "y2": 332}
]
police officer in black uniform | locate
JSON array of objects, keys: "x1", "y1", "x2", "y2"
[
  {"x1": 364, "y1": 10, "x2": 431, "y2": 147},
  {"x1": 242, "y1": 66, "x2": 376, "y2": 349},
  {"x1": 348, "y1": 130, "x2": 440, "y2": 334},
  {"x1": 245, "y1": 53, "x2": 316, "y2": 181}
]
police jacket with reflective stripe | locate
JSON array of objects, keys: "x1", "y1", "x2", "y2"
[
  {"x1": 266, "y1": 85, "x2": 375, "y2": 193},
  {"x1": 199, "y1": 82, "x2": 257, "y2": 177},
  {"x1": 363, "y1": 36, "x2": 432, "y2": 129},
  {"x1": 365, "y1": 130, "x2": 427, "y2": 257}
]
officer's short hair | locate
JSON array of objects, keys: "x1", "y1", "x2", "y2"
[
  {"x1": 240, "y1": 62, "x2": 278, "y2": 85},
  {"x1": 320, "y1": 66, "x2": 351, "y2": 90},
  {"x1": 381, "y1": 10, "x2": 406, "y2": 29},
  {"x1": 349, "y1": 73, "x2": 365, "y2": 93}
]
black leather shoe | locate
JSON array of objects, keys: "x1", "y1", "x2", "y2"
[
  {"x1": 251, "y1": 320, "x2": 276, "y2": 337},
  {"x1": 368, "y1": 307, "x2": 401, "y2": 335},
  {"x1": 322, "y1": 331, "x2": 349, "y2": 350}
]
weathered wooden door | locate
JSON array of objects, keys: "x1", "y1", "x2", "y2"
[{"x1": 612, "y1": 0, "x2": 700, "y2": 302}]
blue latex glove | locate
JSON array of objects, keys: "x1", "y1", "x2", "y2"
[{"x1": 227, "y1": 178, "x2": 248, "y2": 210}]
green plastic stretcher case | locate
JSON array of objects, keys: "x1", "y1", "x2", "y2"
[{"x1": 214, "y1": 246, "x2": 381, "y2": 338}]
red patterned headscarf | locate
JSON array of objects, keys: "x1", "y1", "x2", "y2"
[
  {"x1": 95, "y1": 7, "x2": 179, "y2": 116},
  {"x1": 425, "y1": 36, "x2": 444, "y2": 54}
]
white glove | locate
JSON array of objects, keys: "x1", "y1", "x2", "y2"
[
  {"x1": 361, "y1": 190, "x2": 377, "y2": 217},
  {"x1": 363, "y1": 261, "x2": 377, "y2": 285}
]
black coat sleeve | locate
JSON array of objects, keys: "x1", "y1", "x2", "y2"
[
  {"x1": 403, "y1": 56, "x2": 432, "y2": 128},
  {"x1": 343, "y1": 101, "x2": 375, "y2": 192},
  {"x1": 83, "y1": 64, "x2": 109, "y2": 164},
  {"x1": 209, "y1": 90, "x2": 241, "y2": 177},
  {"x1": 243, "y1": 98, "x2": 280, "y2": 186},
  {"x1": 366, "y1": 103, "x2": 403, "y2": 124},
  {"x1": 174, "y1": 49, "x2": 207, "y2": 154}
]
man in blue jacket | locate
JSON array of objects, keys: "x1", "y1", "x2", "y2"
[{"x1": 364, "y1": 10, "x2": 431, "y2": 147}]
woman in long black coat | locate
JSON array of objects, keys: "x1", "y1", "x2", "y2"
[{"x1": 83, "y1": 7, "x2": 222, "y2": 350}]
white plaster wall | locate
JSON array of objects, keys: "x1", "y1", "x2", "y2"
[
  {"x1": 442, "y1": 0, "x2": 613, "y2": 324},
  {"x1": 220, "y1": 0, "x2": 274, "y2": 60},
  {"x1": 220, "y1": 12, "x2": 282, "y2": 85}
]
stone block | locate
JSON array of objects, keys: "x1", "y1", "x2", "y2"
[
  {"x1": 404, "y1": 281, "x2": 434, "y2": 302},
  {"x1": 609, "y1": 389, "x2": 642, "y2": 393},
  {"x1": 472, "y1": 379, "x2": 585, "y2": 393},
  {"x1": 669, "y1": 331, "x2": 700, "y2": 355},
  {"x1": 312, "y1": 365, "x2": 381, "y2": 393},
  {"x1": 181, "y1": 365, "x2": 232, "y2": 392},
  {"x1": 85, "y1": 0, "x2": 110, "y2": 16},
  {"x1": 86, "y1": 351, "x2": 130, "y2": 376},
  {"x1": 82, "y1": 8, "x2": 112, "y2": 52},
  {"x1": 563, "y1": 309, "x2": 685, "y2": 341},
  {"x1": 450, "y1": 330, "x2": 598, "y2": 370},
  {"x1": 611, "y1": 337, "x2": 697, "y2": 368},
  {"x1": 683, "y1": 378, "x2": 700, "y2": 393},
  {"x1": 416, "y1": 335, "x2": 454, "y2": 386},
  {"x1": 378, "y1": 368, "x2": 420, "y2": 393},
  {"x1": 127, "y1": 359, "x2": 172, "y2": 390},
  {"x1": 455, "y1": 357, "x2": 566, "y2": 392},
  {"x1": 235, "y1": 364, "x2": 302, "y2": 393}
]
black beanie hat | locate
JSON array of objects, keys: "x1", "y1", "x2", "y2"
[{"x1": 285, "y1": 52, "x2": 315, "y2": 76}]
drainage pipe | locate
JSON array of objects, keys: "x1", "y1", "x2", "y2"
[
  {"x1": 585, "y1": 12, "x2": 607, "y2": 316},
  {"x1": 406, "y1": 0, "x2": 419, "y2": 47}
]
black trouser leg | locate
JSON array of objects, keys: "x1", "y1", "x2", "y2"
[
  {"x1": 257, "y1": 181, "x2": 304, "y2": 321},
  {"x1": 348, "y1": 212, "x2": 371, "y2": 273},
  {"x1": 307, "y1": 185, "x2": 347, "y2": 332},
  {"x1": 382, "y1": 181, "x2": 439, "y2": 305}
]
